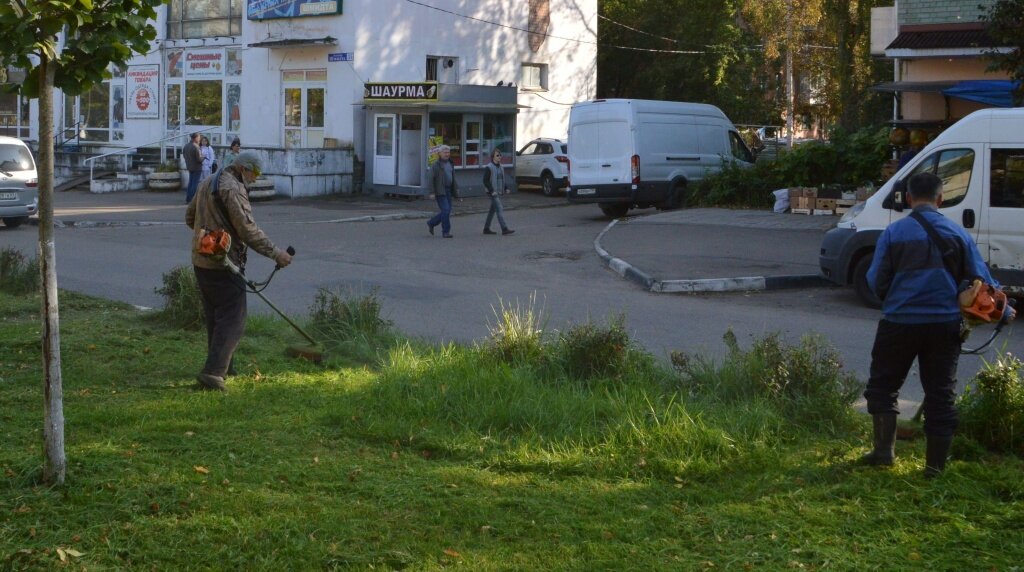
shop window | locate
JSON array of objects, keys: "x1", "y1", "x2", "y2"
[
  {"x1": 282, "y1": 70, "x2": 326, "y2": 148},
  {"x1": 185, "y1": 80, "x2": 223, "y2": 127},
  {"x1": 429, "y1": 113, "x2": 462, "y2": 166},
  {"x1": 464, "y1": 118, "x2": 482, "y2": 166},
  {"x1": 990, "y1": 149, "x2": 1024, "y2": 209},
  {"x1": 80, "y1": 82, "x2": 110, "y2": 142},
  {"x1": 521, "y1": 63, "x2": 547, "y2": 91},
  {"x1": 0, "y1": 68, "x2": 30, "y2": 138},
  {"x1": 483, "y1": 114, "x2": 513, "y2": 165},
  {"x1": 167, "y1": 0, "x2": 243, "y2": 40},
  {"x1": 167, "y1": 84, "x2": 182, "y2": 131}
]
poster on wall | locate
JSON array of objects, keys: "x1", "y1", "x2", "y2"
[
  {"x1": 427, "y1": 135, "x2": 444, "y2": 166},
  {"x1": 184, "y1": 48, "x2": 225, "y2": 78},
  {"x1": 126, "y1": 64, "x2": 160, "y2": 119},
  {"x1": 247, "y1": 0, "x2": 342, "y2": 20}
]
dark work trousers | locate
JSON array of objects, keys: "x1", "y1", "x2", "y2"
[
  {"x1": 194, "y1": 266, "x2": 247, "y2": 378},
  {"x1": 864, "y1": 319, "x2": 962, "y2": 437}
]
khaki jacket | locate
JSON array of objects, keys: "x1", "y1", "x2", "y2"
[{"x1": 185, "y1": 169, "x2": 279, "y2": 270}]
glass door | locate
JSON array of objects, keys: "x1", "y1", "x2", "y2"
[
  {"x1": 282, "y1": 70, "x2": 326, "y2": 149},
  {"x1": 373, "y1": 114, "x2": 397, "y2": 186}
]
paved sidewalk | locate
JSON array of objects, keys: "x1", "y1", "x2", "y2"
[
  {"x1": 33, "y1": 188, "x2": 568, "y2": 227},
  {"x1": 596, "y1": 208, "x2": 839, "y2": 292}
]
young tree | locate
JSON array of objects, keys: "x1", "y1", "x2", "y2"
[
  {"x1": 0, "y1": 0, "x2": 162, "y2": 485},
  {"x1": 981, "y1": 0, "x2": 1024, "y2": 105}
]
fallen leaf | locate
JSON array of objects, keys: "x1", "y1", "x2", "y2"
[
  {"x1": 149, "y1": 503, "x2": 160, "y2": 513},
  {"x1": 313, "y1": 456, "x2": 319, "y2": 464},
  {"x1": 390, "y1": 452, "x2": 399, "y2": 460},
  {"x1": 57, "y1": 548, "x2": 67, "y2": 563},
  {"x1": 64, "y1": 548, "x2": 84, "y2": 557},
  {"x1": 4, "y1": 469, "x2": 14, "y2": 478},
  {"x1": 143, "y1": 347, "x2": 151, "y2": 354},
  {"x1": 443, "y1": 548, "x2": 461, "y2": 558},
  {"x1": 87, "y1": 344, "x2": 96, "y2": 350},
  {"x1": 29, "y1": 527, "x2": 36, "y2": 538},
  {"x1": 72, "y1": 535, "x2": 81, "y2": 542},
  {"x1": 222, "y1": 479, "x2": 230, "y2": 485},
  {"x1": 601, "y1": 530, "x2": 614, "y2": 540},
  {"x1": 193, "y1": 466, "x2": 210, "y2": 475},
  {"x1": 13, "y1": 506, "x2": 30, "y2": 514},
  {"x1": 184, "y1": 431, "x2": 195, "y2": 437},
  {"x1": 909, "y1": 552, "x2": 922, "y2": 561}
]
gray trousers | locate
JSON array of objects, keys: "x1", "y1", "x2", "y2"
[
  {"x1": 485, "y1": 193, "x2": 507, "y2": 231},
  {"x1": 194, "y1": 266, "x2": 247, "y2": 377}
]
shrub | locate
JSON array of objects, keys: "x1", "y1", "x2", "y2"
[
  {"x1": 486, "y1": 293, "x2": 548, "y2": 366},
  {"x1": 155, "y1": 161, "x2": 180, "y2": 173},
  {"x1": 677, "y1": 330, "x2": 861, "y2": 433},
  {"x1": 0, "y1": 247, "x2": 40, "y2": 295},
  {"x1": 958, "y1": 353, "x2": 1024, "y2": 456},
  {"x1": 309, "y1": 287, "x2": 392, "y2": 346},
  {"x1": 153, "y1": 265, "x2": 205, "y2": 329},
  {"x1": 555, "y1": 315, "x2": 634, "y2": 381}
]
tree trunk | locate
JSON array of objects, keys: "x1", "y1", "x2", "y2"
[{"x1": 37, "y1": 56, "x2": 66, "y2": 486}]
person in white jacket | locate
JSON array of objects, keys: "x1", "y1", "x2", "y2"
[{"x1": 200, "y1": 136, "x2": 216, "y2": 181}]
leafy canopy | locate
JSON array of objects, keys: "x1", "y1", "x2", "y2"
[
  {"x1": 981, "y1": 0, "x2": 1024, "y2": 105},
  {"x1": 0, "y1": 0, "x2": 164, "y2": 97}
]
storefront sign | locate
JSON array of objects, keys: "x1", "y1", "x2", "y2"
[
  {"x1": 328, "y1": 52, "x2": 353, "y2": 62},
  {"x1": 247, "y1": 0, "x2": 342, "y2": 20},
  {"x1": 363, "y1": 82, "x2": 438, "y2": 102},
  {"x1": 126, "y1": 64, "x2": 160, "y2": 119},
  {"x1": 184, "y1": 48, "x2": 224, "y2": 78}
]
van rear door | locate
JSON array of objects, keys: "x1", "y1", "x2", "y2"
[
  {"x1": 985, "y1": 145, "x2": 1024, "y2": 285},
  {"x1": 568, "y1": 120, "x2": 633, "y2": 189}
]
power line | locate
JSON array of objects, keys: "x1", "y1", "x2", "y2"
[
  {"x1": 401, "y1": 0, "x2": 709, "y2": 55},
  {"x1": 597, "y1": 13, "x2": 678, "y2": 44}
]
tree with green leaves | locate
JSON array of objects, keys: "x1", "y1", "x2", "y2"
[
  {"x1": 980, "y1": 0, "x2": 1024, "y2": 106},
  {"x1": 0, "y1": 0, "x2": 163, "y2": 485}
]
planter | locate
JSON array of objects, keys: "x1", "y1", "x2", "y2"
[
  {"x1": 148, "y1": 171, "x2": 182, "y2": 192},
  {"x1": 248, "y1": 177, "x2": 276, "y2": 201}
]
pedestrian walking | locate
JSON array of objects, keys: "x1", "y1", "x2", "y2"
[
  {"x1": 200, "y1": 135, "x2": 215, "y2": 181},
  {"x1": 183, "y1": 132, "x2": 203, "y2": 204},
  {"x1": 185, "y1": 152, "x2": 292, "y2": 391},
  {"x1": 427, "y1": 145, "x2": 460, "y2": 238},
  {"x1": 860, "y1": 172, "x2": 1014, "y2": 477},
  {"x1": 482, "y1": 148, "x2": 514, "y2": 235}
]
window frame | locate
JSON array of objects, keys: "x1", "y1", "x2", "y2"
[
  {"x1": 990, "y1": 147, "x2": 1024, "y2": 209},
  {"x1": 521, "y1": 63, "x2": 548, "y2": 91},
  {"x1": 167, "y1": 0, "x2": 243, "y2": 40}
]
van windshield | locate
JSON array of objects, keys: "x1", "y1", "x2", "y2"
[
  {"x1": 570, "y1": 121, "x2": 630, "y2": 160},
  {"x1": 0, "y1": 145, "x2": 34, "y2": 172}
]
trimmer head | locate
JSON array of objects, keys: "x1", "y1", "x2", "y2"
[{"x1": 286, "y1": 344, "x2": 324, "y2": 364}]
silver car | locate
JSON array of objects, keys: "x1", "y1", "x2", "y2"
[{"x1": 0, "y1": 136, "x2": 38, "y2": 228}]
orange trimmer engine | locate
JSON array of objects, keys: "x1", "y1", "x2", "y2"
[
  {"x1": 958, "y1": 279, "x2": 1009, "y2": 324},
  {"x1": 198, "y1": 228, "x2": 232, "y2": 258}
]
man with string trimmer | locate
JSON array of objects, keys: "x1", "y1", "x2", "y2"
[{"x1": 186, "y1": 151, "x2": 292, "y2": 392}]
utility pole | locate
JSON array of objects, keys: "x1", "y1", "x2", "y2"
[{"x1": 785, "y1": 0, "x2": 795, "y2": 148}]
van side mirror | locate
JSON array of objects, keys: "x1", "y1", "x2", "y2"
[{"x1": 883, "y1": 179, "x2": 907, "y2": 212}]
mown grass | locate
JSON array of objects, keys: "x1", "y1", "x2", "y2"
[{"x1": 2, "y1": 290, "x2": 1024, "y2": 570}]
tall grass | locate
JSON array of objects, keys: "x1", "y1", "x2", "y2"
[
  {"x1": 486, "y1": 292, "x2": 547, "y2": 366},
  {"x1": 959, "y1": 352, "x2": 1024, "y2": 456},
  {"x1": 308, "y1": 287, "x2": 393, "y2": 362},
  {"x1": 152, "y1": 265, "x2": 205, "y2": 329},
  {"x1": 0, "y1": 247, "x2": 39, "y2": 295}
]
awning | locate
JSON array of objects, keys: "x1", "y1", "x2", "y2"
[
  {"x1": 870, "y1": 81, "x2": 959, "y2": 93},
  {"x1": 942, "y1": 80, "x2": 1022, "y2": 108},
  {"x1": 249, "y1": 36, "x2": 337, "y2": 49},
  {"x1": 886, "y1": 28, "x2": 997, "y2": 51}
]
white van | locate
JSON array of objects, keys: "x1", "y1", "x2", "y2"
[
  {"x1": 566, "y1": 99, "x2": 754, "y2": 218},
  {"x1": 819, "y1": 108, "x2": 1024, "y2": 307},
  {"x1": 0, "y1": 136, "x2": 38, "y2": 228}
]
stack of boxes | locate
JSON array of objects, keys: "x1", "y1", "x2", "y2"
[{"x1": 788, "y1": 186, "x2": 876, "y2": 216}]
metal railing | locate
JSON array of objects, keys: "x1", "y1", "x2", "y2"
[
  {"x1": 55, "y1": 121, "x2": 83, "y2": 149},
  {"x1": 83, "y1": 126, "x2": 218, "y2": 186}
]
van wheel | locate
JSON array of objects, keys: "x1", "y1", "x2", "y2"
[
  {"x1": 853, "y1": 255, "x2": 882, "y2": 309},
  {"x1": 2, "y1": 217, "x2": 28, "y2": 228},
  {"x1": 599, "y1": 204, "x2": 629, "y2": 219},
  {"x1": 659, "y1": 183, "x2": 686, "y2": 210},
  {"x1": 540, "y1": 172, "x2": 557, "y2": 196}
]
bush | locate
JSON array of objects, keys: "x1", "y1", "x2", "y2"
[
  {"x1": 555, "y1": 315, "x2": 634, "y2": 381},
  {"x1": 676, "y1": 330, "x2": 861, "y2": 433},
  {"x1": 0, "y1": 247, "x2": 40, "y2": 295},
  {"x1": 959, "y1": 353, "x2": 1024, "y2": 456},
  {"x1": 153, "y1": 265, "x2": 205, "y2": 329},
  {"x1": 155, "y1": 161, "x2": 180, "y2": 173},
  {"x1": 695, "y1": 125, "x2": 890, "y2": 208},
  {"x1": 486, "y1": 293, "x2": 548, "y2": 366},
  {"x1": 309, "y1": 287, "x2": 392, "y2": 346}
]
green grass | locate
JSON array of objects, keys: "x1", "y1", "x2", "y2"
[{"x1": 2, "y1": 291, "x2": 1024, "y2": 570}]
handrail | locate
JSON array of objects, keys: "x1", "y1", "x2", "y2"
[
  {"x1": 55, "y1": 121, "x2": 83, "y2": 148},
  {"x1": 83, "y1": 126, "x2": 218, "y2": 185}
]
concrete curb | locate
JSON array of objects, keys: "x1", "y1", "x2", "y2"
[{"x1": 594, "y1": 218, "x2": 831, "y2": 294}]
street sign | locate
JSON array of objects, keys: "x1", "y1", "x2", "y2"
[{"x1": 328, "y1": 52, "x2": 353, "y2": 62}]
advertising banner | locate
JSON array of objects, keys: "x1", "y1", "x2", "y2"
[
  {"x1": 248, "y1": 0, "x2": 342, "y2": 20},
  {"x1": 184, "y1": 48, "x2": 225, "y2": 78},
  {"x1": 363, "y1": 82, "x2": 439, "y2": 102},
  {"x1": 126, "y1": 64, "x2": 160, "y2": 119}
]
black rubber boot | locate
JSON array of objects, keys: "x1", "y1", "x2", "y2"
[
  {"x1": 924, "y1": 435, "x2": 953, "y2": 478},
  {"x1": 861, "y1": 413, "x2": 897, "y2": 466}
]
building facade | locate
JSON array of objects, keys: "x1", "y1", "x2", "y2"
[{"x1": 4, "y1": 0, "x2": 597, "y2": 197}]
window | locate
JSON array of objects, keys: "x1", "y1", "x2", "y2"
[
  {"x1": 0, "y1": 68, "x2": 30, "y2": 138},
  {"x1": 991, "y1": 149, "x2": 1024, "y2": 209},
  {"x1": 483, "y1": 114, "x2": 513, "y2": 165},
  {"x1": 729, "y1": 132, "x2": 754, "y2": 163},
  {"x1": 167, "y1": 0, "x2": 243, "y2": 39},
  {"x1": 519, "y1": 143, "x2": 537, "y2": 155},
  {"x1": 521, "y1": 63, "x2": 547, "y2": 90},
  {"x1": 282, "y1": 69, "x2": 326, "y2": 149},
  {"x1": 426, "y1": 56, "x2": 458, "y2": 83},
  {"x1": 185, "y1": 80, "x2": 223, "y2": 127},
  {"x1": 167, "y1": 84, "x2": 182, "y2": 131},
  {"x1": 464, "y1": 118, "x2": 482, "y2": 165},
  {"x1": 908, "y1": 149, "x2": 975, "y2": 208}
]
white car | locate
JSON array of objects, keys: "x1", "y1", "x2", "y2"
[
  {"x1": 0, "y1": 136, "x2": 38, "y2": 228},
  {"x1": 515, "y1": 138, "x2": 569, "y2": 196}
]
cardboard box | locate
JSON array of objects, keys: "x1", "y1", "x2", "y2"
[
  {"x1": 787, "y1": 188, "x2": 803, "y2": 199},
  {"x1": 791, "y1": 208, "x2": 812, "y2": 215},
  {"x1": 836, "y1": 199, "x2": 856, "y2": 207},
  {"x1": 802, "y1": 187, "x2": 818, "y2": 198},
  {"x1": 791, "y1": 196, "x2": 814, "y2": 210},
  {"x1": 815, "y1": 198, "x2": 838, "y2": 211}
]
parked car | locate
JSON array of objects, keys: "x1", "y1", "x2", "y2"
[
  {"x1": 819, "y1": 108, "x2": 1024, "y2": 308},
  {"x1": 0, "y1": 136, "x2": 38, "y2": 228},
  {"x1": 515, "y1": 137, "x2": 569, "y2": 196},
  {"x1": 565, "y1": 99, "x2": 754, "y2": 218}
]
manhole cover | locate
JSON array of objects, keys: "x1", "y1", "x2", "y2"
[{"x1": 524, "y1": 250, "x2": 585, "y2": 262}]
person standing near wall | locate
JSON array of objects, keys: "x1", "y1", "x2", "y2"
[
  {"x1": 222, "y1": 138, "x2": 241, "y2": 170},
  {"x1": 200, "y1": 135, "x2": 215, "y2": 182},
  {"x1": 183, "y1": 132, "x2": 203, "y2": 204},
  {"x1": 482, "y1": 148, "x2": 514, "y2": 235},
  {"x1": 427, "y1": 145, "x2": 460, "y2": 238}
]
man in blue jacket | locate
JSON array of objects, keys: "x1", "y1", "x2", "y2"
[{"x1": 862, "y1": 172, "x2": 1012, "y2": 477}]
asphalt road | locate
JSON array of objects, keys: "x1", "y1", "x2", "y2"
[{"x1": 3, "y1": 202, "x2": 1021, "y2": 414}]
